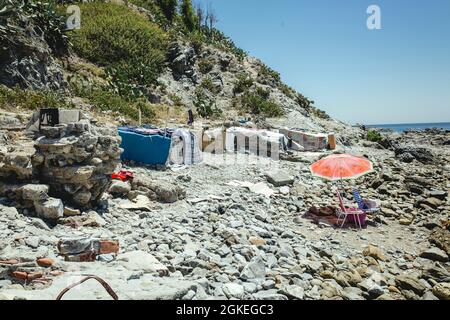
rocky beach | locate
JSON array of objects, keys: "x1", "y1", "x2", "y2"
[
  {"x1": 0, "y1": 110, "x2": 448, "y2": 301},
  {"x1": 0, "y1": 0, "x2": 448, "y2": 302}
]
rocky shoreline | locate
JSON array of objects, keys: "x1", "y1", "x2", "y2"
[{"x1": 0, "y1": 115, "x2": 449, "y2": 300}]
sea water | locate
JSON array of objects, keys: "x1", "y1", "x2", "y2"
[{"x1": 366, "y1": 122, "x2": 450, "y2": 133}]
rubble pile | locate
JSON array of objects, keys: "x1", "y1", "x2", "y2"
[
  {"x1": 0, "y1": 119, "x2": 122, "y2": 220},
  {"x1": 32, "y1": 122, "x2": 122, "y2": 209}
]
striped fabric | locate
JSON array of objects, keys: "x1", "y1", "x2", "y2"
[{"x1": 353, "y1": 189, "x2": 367, "y2": 210}]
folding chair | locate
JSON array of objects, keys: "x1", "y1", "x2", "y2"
[{"x1": 336, "y1": 191, "x2": 366, "y2": 229}]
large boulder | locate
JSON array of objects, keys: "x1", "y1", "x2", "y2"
[
  {"x1": 429, "y1": 228, "x2": 450, "y2": 255},
  {"x1": 395, "y1": 147, "x2": 435, "y2": 164},
  {"x1": 116, "y1": 251, "x2": 169, "y2": 276},
  {"x1": 265, "y1": 170, "x2": 294, "y2": 187},
  {"x1": 108, "y1": 180, "x2": 131, "y2": 196},
  {"x1": 21, "y1": 184, "x2": 49, "y2": 202},
  {"x1": 395, "y1": 275, "x2": 426, "y2": 295},
  {"x1": 35, "y1": 197, "x2": 64, "y2": 220},
  {"x1": 132, "y1": 177, "x2": 185, "y2": 204}
]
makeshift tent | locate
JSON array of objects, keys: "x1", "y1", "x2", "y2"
[
  {"x1": 169, "y1": 129, "x2": 203, "y2": 165},
  {"x1": 202, "y1": 127, "x2": 226, "y2": 153},
  {"x1": 118, "y1": 127, "x2": 172, "y2": 166},
  {"x1": 279, "y1": 128, "x2": 328, "y2": 151},
  {"x1": 225, "y1": 127, "x2": 287, "y2": 159}
]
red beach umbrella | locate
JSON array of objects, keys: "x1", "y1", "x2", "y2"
[{"x1": 310, "y1": 154, "x2": 374, "y2": 181}]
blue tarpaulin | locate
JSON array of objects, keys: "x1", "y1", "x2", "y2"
[{"x1": 118, "y1": 129, "x2": 171, "y2": 165}]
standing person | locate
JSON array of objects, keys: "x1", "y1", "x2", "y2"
[{"x1": 188, "y1": 109, "x2": 194, "y2": 125}]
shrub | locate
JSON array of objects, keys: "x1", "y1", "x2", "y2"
[
  {"x1": 279, "y1": 83, "x2": 295, "y2": 99},
  {"x1": 367, "y1": 130, "x2": 383, "y2": 142},
  {"x1": 187, "y1": 31, "x2": 204, "y2": 54},
  {"x1": 233, "y1": 74, "x2": 254, "y2": 95},
  {"x1": 180, "y1": 0, "x2": 197, "y2": 32},
  {"x1": 204, "y1": 28, "x2": 247, "y2": 61},
  {"x1": 129, "y1": 0, "x2": 171, "y2": 27},
  {"x1": 169, "y1": 93, "x2": 184, "y2": 107},
  {"x1": 0, "y1": 84, "x2": 72, "y2": 110},
  {"x1": 194, "y1": 89, "x2": 222, "y2": 119},
  {"x1": 258, "y1": 64, "x2": 281, "y2": 83},
  {"x1": 69, "y1": 3, "x2": 168, "y2": 96},
  {"x1": 198, "y1": 57, "x2": 215, "y2": 74},
  {"x1": 200, "y1": 76, "x2": 220, "y2": 94},
  {"x1": 240, "y1": 88, "x2": 283, "y2": 118},
  {"x1": 72, "y1": 84, "x2": 156, "y2": 124},
  {"x1": 156, "y1": 0, "x2": 178, "y2": 22}
]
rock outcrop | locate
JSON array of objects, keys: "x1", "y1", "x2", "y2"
[
  {"x1": 32, "y1": 121, "x2": 122, "y2": 208},
  {"x1": 0, "y1": 117, "x2": 122, "y2": 218}
]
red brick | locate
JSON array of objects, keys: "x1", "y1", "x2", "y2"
[
  {"x1": 10, "y1": 271, "x2": 28, "y2": 280},
  {"x1": 37, "y1": 258, "x2": 54, "y2": 267},
  {"x1": 0, "y1": 259, "x2": 19, "y2": 265},
  {"x1": 27, "y1": 272, "x2": 43, "y2": 281},
  {"x1": 99, "y1": 240, "x2": 119, "y2": 254}
]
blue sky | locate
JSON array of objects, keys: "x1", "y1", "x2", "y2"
[{"x1": 197, "y1": 0, "x2": 450, "y2": 125}]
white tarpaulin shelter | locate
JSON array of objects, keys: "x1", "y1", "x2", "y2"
[
  {"x1": 169, "y1": 128, "x2": 203, "y2": 166},
  {"x1": 279, "y1": 128, "x2": 328, "y2": 151},
  {"x1": 225, "y1": 127, "x2": 287, "y2": 159}
]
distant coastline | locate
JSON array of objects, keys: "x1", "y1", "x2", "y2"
[{"x1": 365, "y1": 122, "x2": 450, "y2": 133}]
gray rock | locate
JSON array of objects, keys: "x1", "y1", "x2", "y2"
[
  {"x1": 422, "y1": 291, "x2": 439, "y2": 300},
  {"x1": 279, "y1": 285, "x2": 305, "y2": 300},
  {"x1": 395, "y1": 275, "x2": 427, "y2": 295},
  {"x1": 182, "y1": 290, "x2": 196, "y2": 300},
  {"x1": 395, "y1": 147, "x2": 435, "y2": 164},
  {"x1": 35, "y1": 197, "x2": 64, "y2": 220},
  {"x1": 222, "y1": 283, "x2": 245, "y2": 299},
  {"x1": 265, "y1": 170, "x2": 294, "y2": 187},
  {"x1": 21, "y1": 184, "x2": 49, "y2": 202},
  {"x1": 253, "y1": 290, "x2": 288, "y2": 300},
  {"x1": 116, "y1": 251, "x2": 169, "y2": 276},
  {"x1": 342, "y1": 287, "x2": 365, "y2": 300},
  {"x1": 262, "y1": 280, "x2": 276, "y2": 290},
  {"x1": 29, "y1": 217, "x2": 50, "y2": 230},
  {"x1": 109, "y1": 180, "x2": 131, "y2": 196},
  {"x1": 420, "y1": 247, "x2": 449, "y2": 262},
  {"x1": 243, "y1": 282, "x2": 258, "y2": 294},
  {"x1": 25, "y1": 236, "x2": 40, "y2": 249},
  {"x1": 0, "y1": 280, "x2": 12, "y2": 289},
  {"x1": 240, "y1": 256, "x2": 266, "y2": 280},
  {"x1": 129, "y1": 277, "x2": 202, "y2": 300},
  {"x1": 132, "y1": 177, "x2": 185, "y2": 203}
]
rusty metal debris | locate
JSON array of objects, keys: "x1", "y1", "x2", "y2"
[{"x1": 56, "y1": 275, "x2": 119, "y2": 300}]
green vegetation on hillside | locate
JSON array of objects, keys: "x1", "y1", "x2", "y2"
[
  {"x1": 233, "y1": 75, "x2": 254, "y2": 95},
  {"x1": 194, "y1": 88, "x2": 222, "y2": 119},
  {"x1": 238, "y1": 88, "x2": 283, "y2": 118},
  {"x1": 0, "y1": 85, "x2": 73, "y2": 111},
  {"x1": 198, "y1": 57, "x2": 215, "y2": 74},
  {"x1": 180, "y1": 0, "x2": 197, "y2": 32},
  {"x1": 0, "y1": 0, "x2": 319, "y2": 124},
  {"x1": 70, "y1": 2, "x2": 168, "y2": 98},
  {"x1": 367, "y1": 130, "x2": 383, "y2": 142}
]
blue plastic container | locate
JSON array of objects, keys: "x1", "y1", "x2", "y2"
[{"x1": 118, "y1": 130, "x2": 171, "y2": 165}]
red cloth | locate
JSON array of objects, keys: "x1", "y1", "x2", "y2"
[{"x1": 112, "y1": 170, "x2": 134, "y2": 182}]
